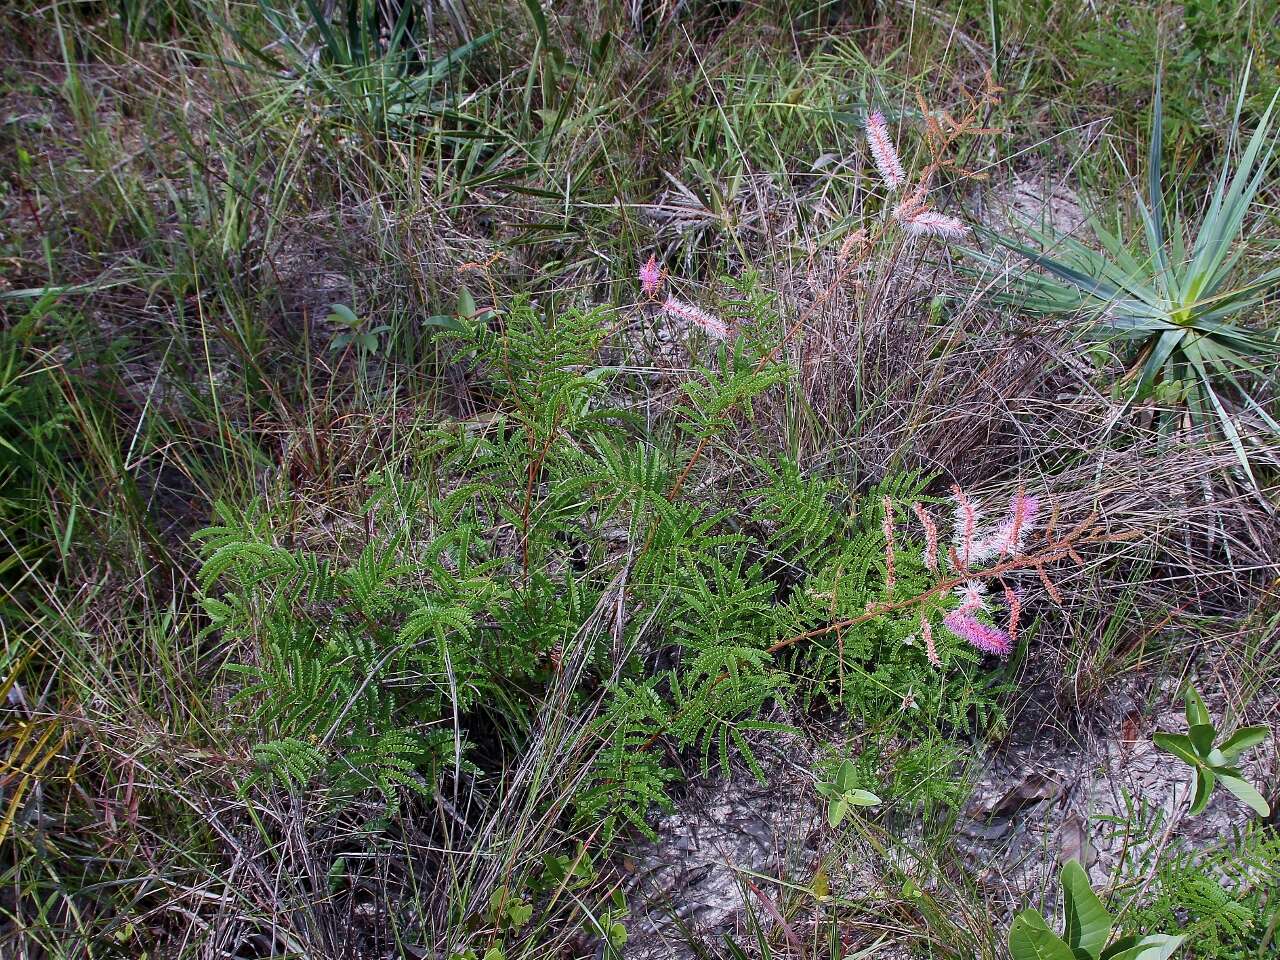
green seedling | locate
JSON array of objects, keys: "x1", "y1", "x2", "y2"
[
  {"x1": 1153, "y1": 685, "x2": 1271, "y2": 817},
  {"x1": 815, "y1": 759, "x2": 880, "y2": 827},
  {"x1": 327, "y1": 303, "x2": 389, "y2": 356}
]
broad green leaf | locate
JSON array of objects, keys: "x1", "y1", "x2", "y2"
[
  {"x1": 326, "y1": 303, "x2": 359, "y2": 327},
  {"x1": 1188, "y1": 723, "x2": 1216, "y2": 756},
  {"x1": 456, "y1": 287, "x2": 477, "y2": 321},
  {"x1": 828, "y1": 797, "x2": 848, "y2": 828},
  {"x1": 834, "y1": 759, "x2": 858, "y2": 792},
  {"x1": 1102, "y1": 934, "x2": 1185, "y2": 960},
  {"x1": 608, "y1": 921, "x2": 628, "y2": 947},
  {"x1": 1183, "y1": 686, "x2": 1211, "y2": 728},
  {"x1": 845, "y1": 789, "x2": 881, "y2": 807},
  {"x1": 1215, "y1": 772, "x2": 1271, "y2": 816},
  {"x1": 1218, "y1": 725, "x2": 1268, "y2": 762},
  {"x1": 506, "y1": 899, "x2": 532, "y2": 928},
  {"x1": 423, "y1": 314, "x2": 468, "y2": 332},
  {"x1": 1009, "y1": 910, "x2": 1078, "y2": 960},
  {"x1": 1189, "y1": 766, "x2": 1215, "y2": 815},
  {"x1": 1152, "y1": 732, "x2": 1199, "y2": 769},
  {"x1": 1061, "y1": 860, "x2": 1112, "y2": 960},
  {"x1": 1101, "y1": 935, "x2": 1139, "y2": 959}
]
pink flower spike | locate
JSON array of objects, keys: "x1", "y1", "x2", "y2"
[
  {"x1": 950, "y1": 484, "x2": 979, "y2": 568},
  {"x1": 881, "y1": 497, "x2": 897, "y2": 595},
  {"x1": 895, "y1": 204, "x2": 968, "y2": 240},
  {"x1": 1004, "y1": 583, "x2": 1022, "y2": 646},
  {"x1": 1004, "y1": 493, "x2": 1040, "y2": 556},
  {"x1": 865, "y1": 110, "x2": 906, "y2": 191},
  {"x1": 662, "y1": 296, "x2": 730, "y2": 340},
  {"x1": 912, "y1": 502, "x2": 938, "y2": 572},
  {"x1": 639, "y1": 254, "x2": 663, "y2": 299},
  {"x1": 971, "y1": 492, "x2": 1042, "y2": 563},
  {"x1": 921, "y1": 617, "x2": 940, "y2": 667},
  {"x1": 943, "y1": 612, "x2": 1011, "y2": 657}
]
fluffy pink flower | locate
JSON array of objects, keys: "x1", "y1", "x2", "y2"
[
  {"x1": 639, "y1": 255, "x2": 663, "y2": 299},
  {"x1": 943, "y1": 612, "x2": 1011, "y2": 656},
  {"x1": 971, "y1": 493, "x2": 1041, "y2": 563},
  {"x1": 662, "y1": 296, "x2": 730, "y2": 339},
  {"x1": 895, "y1": 203, "x2": 968, "y2": 240},
  {"x1": 1003, "y1": 493, "x2": 1040, "y2": 555},
  {"x1": 865, "y1": 110, "x2": 906, "y2": 190},
  {"x1": 954, "y1": 580, "x2": 988, "y2": 614}
]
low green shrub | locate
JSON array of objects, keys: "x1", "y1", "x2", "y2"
[{"x1": 198, "y1": 292, "x2": 1025, "y2": 843}]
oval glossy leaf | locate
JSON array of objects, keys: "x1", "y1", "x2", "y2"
[
  {"x1": 1100, "y1": 935, "x2": 1138, "y2": 959},
  {"x1": 1009, "y1": 910, "x2": 1077, "y2": 960},
  {"x1": 1189, "y1": 766, "x2": 1215, "y2": 815},
  {"x1": 1152, "y1": 732, "x2": 1200, "y2": 770},
  {"x1": 835, "y1": 759, "x2": 858, "y2": 792},
  {"x1": 457, "y1": 287, "x2": 477, "y2": 320},
  {"x1": 828, "y1": 797, "x2": 847, "y2": 828},
  {"x1": 1215, "y1": 773, "x2": 1271, "y2": 817},
  {"x1": 1183, "y1": 686, "x2": 1211, "y2": 728},
  {"x1": 1188, "y1": 723, "x2": 1216, "y2": 756},
  {"x1": 1218, "y1": 725, "x2": 1268, "y2": 762},
  {"x1": 1102, "y1": 934, "x2": 1184, "y2": 960},
  {"x1": 423, "y1": 314, "x2": 468, "y2": 332},
  {"x1": 1061, "y1": 859, "x2": 1112, "y2": 960},
  {"x1": 846, "y1": 789, "x2": 881, "y2": 807},
  {"x1": 326, "y1": 303, "x2": 360, "y2": 327}
]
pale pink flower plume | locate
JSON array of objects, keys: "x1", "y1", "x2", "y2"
[
  {"x1": 881, "y1": 497, "x2": 897, "y2": 595},
  {"x1": 911, "y1": 501, "x2": 938, "y2": 571},
  {"x1": 662, "y1": 296, "x2": 730, "y2": 340},
  {"x1": 895, "y1": 203, "x2": 968, "y2": 240},
  {"x1": 950, "y1": 484, "x2": 980, "y2": 567},
  {"x1": 865, "y1": 110, "x2": 906, "y2": 190},
  {"x1": 639, "y1": 255, "x2": 663, "y2": 299},
  {"x1": 954, "y1": 580, "x2": 988, "y2": 614},
  {"x1": 970, "y1": 493, "x2": 1041, "y2": 563},
  {"x1": 943, "y1": 612, "x2": 1011, "y2": 656},
  {"x1": 921, "y1": 617, "x2": 940, "y2": 667}
]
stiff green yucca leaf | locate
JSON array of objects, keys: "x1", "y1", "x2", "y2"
[
  {"x1": 970, "y1": 73, "x2": 1280, "y2": 493},
  {"x1": 227, "y1": 1, "x2": 492, "y2": 134}
]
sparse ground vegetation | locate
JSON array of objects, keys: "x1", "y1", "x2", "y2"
[{"x1": 1, "y1": 2, "x2": 1278, "y2": 958}]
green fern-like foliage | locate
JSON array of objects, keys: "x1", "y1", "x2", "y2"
[
  {"x1": 1124, "y1": 830, "x2": 1280, "y2": 958},
  {"x1": 196, "y1": 289, "x2": 1004, "y2": 839}
]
